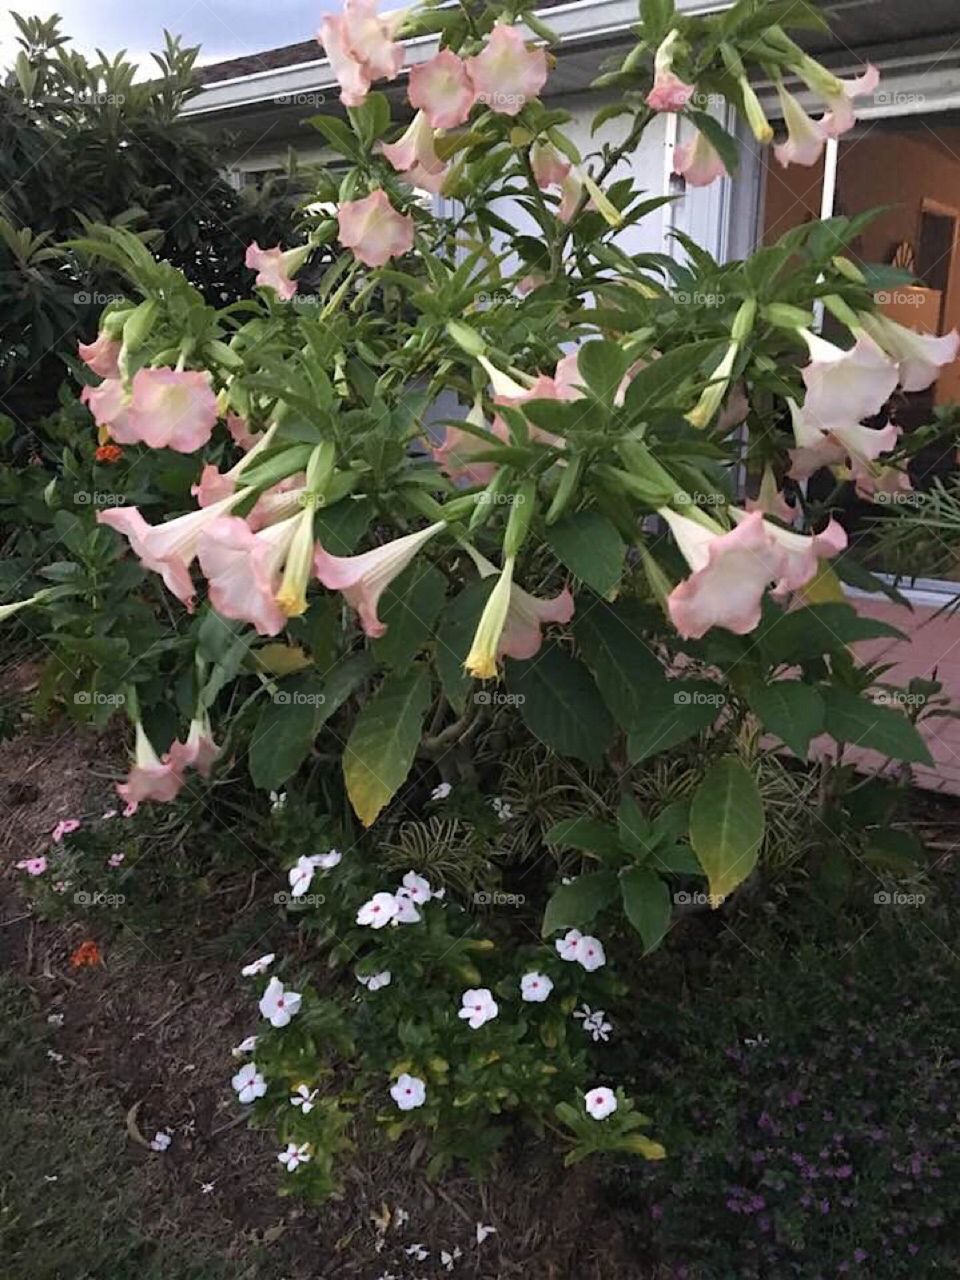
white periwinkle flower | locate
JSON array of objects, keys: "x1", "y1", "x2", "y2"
[
  {"x1": 584, "y1": 1086, "x2": 618, "y2": 1120},
  {"x1": 520, "y1": 971, "x2": 553, "y2": 1003},
  {"x1": 390, "y1": 1072, "x2": 427, "y2": 1110},
  {"x1": 357, "y1": 969, "x2": 392, "y2": 992},
  {"x1": 289, "y1": 855, "x2": 318, "y2": 898},
  {"x1": 555, "y1": 928, "x2": 583, "y2": 961},
  {"x1": 241, "y1": 953, "x2": 275, "y2": 977},
  {"x1": 400, "y1": 869, "x2": 432, "y2": 904},
  {"x1": 150, "y1": 1130, "x2": 172, "y2": 1151},
  {"x1": 232, "y1": 1062, "x2": 267, "y2": 1103},
  {"x1": 392, "y1": 891, "x2": 422, "y2": 925},
  {"x1": 555, "y1": 929, "x2": 606, "y2": 971},
  {"x1": 357, "y1": 891, "x2": 400, "y2": 928},
  {"x1": 458, "y1": 987, "x2": 498, "y2": 1030},
  {"x1": 491, "y1": 796, "x2": 513, "y2": 821},
  {"x1": 431, "y1": 782, "x2": 452, "y2": 800},
  {"x1": 574, "y1": 1004, "x2": 613, "y2": 1042},
  {"x1": 258, "y1": 975, "x2": 302, "y2": 1027},
  {"x1": 231, "y1": 1034, "x2": 258, "y2": 1057},
  {"x1": 277, "y1": 1141, "x2": 311, "y2": 1171},
  {"x1": 291, "y1": 1083, "x2": 318, "y2": 1112},
  {"x1": 476, "y1": 1223, "x2": 497, "y2": 1245},
  {"x1": 315, "y1": 847, "x2": 342, "y2": 870}
]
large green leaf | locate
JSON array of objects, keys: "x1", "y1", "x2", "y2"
[
  {"x1": 544, "y1": 815, "x2": 623, "y2": 860},
  {"x1": 434, "y1": 578, "x2": 495, "y2": 713},
  {"x1": 545, "y1": 512, "x2": 625, "y2": 596},
  {"x1": 620, "y1": 866, "x2": 672, "y2": 953},
  {"x1": 373, "y1": 561, "x2": 447, "y2": 667},
  {"x1": 689, "y1": 757, "x2": 764, "y2": 904},
  {"x1": 761, "y1": 604, "x2": 906, "y2": 665},
  {"x1": 627, "y1": 680, "x2": 724, "y2": 762},
  {"x1": 821, "y1": 686, "x2": 933, "y2": 765},
  {"x1": 314, "y1": 496, "x2": 373, "y2": 554},
  {"x1": 541, "y1": 870, "x2": 619, "y2": 937},
  {"x1": 506, "y1": 645, "x2": 616, "y2": 767},
  {"x1": 746, "y1": 680, "x2": 825, "y2": 758},
  {"x1": 249, "y1": 674, "x2": 325, "y2": 792},
  {"x1": 574, "y1": 598, "x2": 667, "y2": 730},
  {"x1": 343, "y1": 665, "x2": 432, "y2": 826}
]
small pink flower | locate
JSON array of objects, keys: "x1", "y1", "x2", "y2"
[
  {"x1": 93, "y1": 368, "x2": 218, "y2": 453},
  {"x1": 774, "y1": 86, "x2": 826, "y2": 169},
  {"x1": 585, "y1": 1086, "x2": 618, "y2": 1120},
  {"x1": 819, "y1": 65, "x2": 880, "y2": 138},
  {"x1": 116, "y1": 723, "x2": 185, "y2": 807},
  {"x1": 244, "y1": 242, "x2": 310, "y2": 301},
  {"x1": 381, "y1": 112, "x2": 448, "y2": 194},
  {"x1": 645, "y1": 30, "x2": 695, "y2": 112},
  {"x1": 17, "y1": 856, "x2": 47, "y2": 876},
  {"x1": 467, "y1": 23, "x2": 548, "y2": 118},
  {"x1": 107, "y1": 852, "x2": 125, "y2": 869},
  {"x1": 408, "y1": 49, "x2": 476, "y2": 129},
  {"x1": 314, "y1": 521, "x2": 445, "y2": 637},
  {"x1": 166, "y1": 716, "x2": 220, "y2": 778},
  {"x1": 51, "y1": 819, "x2": 81, "y2": 843},
  {"x1": 674, "y1": 129, "x2": 728, "y2": 187},
  {"x1": 531, "y1": 141, "x2": 571, "y2": 190},
  {"x1": 78, "y1": 332, "x2": 121, "y2": 379},
  {"x1": 337, "y1": 189, "x2": 414, "y2": 268},
  {"x1": 226, "y1": 413, "x2": 262, "y2": 452}
]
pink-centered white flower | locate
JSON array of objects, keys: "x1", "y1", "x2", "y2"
[
  {"x1": 291, "y1": 1083, "x2": 318, "y2": 1112},
  {"x1": 646, "y1": 29, "x2": 695, "y2": 112},
  {"x1": 259, "y1": 976, "x2": 302, "y2": 1027},
  {"x1": 520, "y1": 971, "x2": 553, "y2": 1003},
  {"x1": 859, "y1": 311, "x2": 960, "y2": 393},
  {"x1": 584, "y1": 1086, "x2": 618, "y2": 1120},
  {"x1": 408, "y1": 49, "x2": 476, "y2": 128},
  {"x1": 819, "y1": 64, "x2": 880, "y2": 138},
  {"x1": 318, "y1": 0, "x2": 404, "y2": 107},
  {"x1": 116, "y1": 721, "x2": 185, "y2": 807},
  {"x1": 357, "y1": 969, "x2": 392, "y2": 991},
  {"x1": 392, "y1": 891, "x2": 421, "y2": 925},
  {"x1": 357, "y1": 891, "x2": 400, "y2": 928},
  {"x1": 97, "y1": 488, "x2": 252, "y2": 610},
  {"x1": 232, "y1": 1062, "x2": 267, "y2": 1103},
  {"x1": 458, "y1": 987, "x2": 498, "y2": 1029},
  {"x1": 337, "y1": 189, "x2": 414, "y2": 267},
  {"x1": 245, "y1": 242, "x2": 311, "y2": 301},
  {"x1": 289, "y1": 855, "x2": 320, "y2": 898},
  {"x1": 381, "y1": 111, "x2": 447, "y2": 194},
  {"x1": 674, "y1": 128, "x2": 728, "y2": 187},
  {"x1": 466, "y1": 23, "x2": 548, "y2": 118},
  {"x1": 51, "y1": 818, "x2": 81, "y2": 843},
  {"x1": 231, "y1": 1035, "x2": 258, "y2": 1057},
  {"x1": 314, "y1": 520, "x2": 445, "y2": 638},
  {"x1": 277, "y1": 1142, "x2": 311, "y2": 1171},
  {"x1": 774, "y1": 85, "x2": 827, "y2": 169},
  {"x1": 799, "y1": 330, "x2": 899, "y2": 429},
  {"x1": 390, "y1": 1072, "x2": 426, "y2": 1110},
  {"x1": 399, "y1": 870, "x2": 432, "y2": 905},
  {"x1": 78, "y1": 332, "x2": 121, "y2": 380}
]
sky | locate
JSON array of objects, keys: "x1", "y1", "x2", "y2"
[{"x1": 0, "y1": 0, "x2": 325, "y2": 70}]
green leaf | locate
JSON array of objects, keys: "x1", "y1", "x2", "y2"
[
  {"x1": 627, "y1": 680, "x2": 724, "y2": 762},
  {"x1": 863, "y1": 827, "x2": 925, "y2": 873},
  {"x1": 577, "y1": 340, "x2": 629, "y2": 402},
  {"x1": 343, "y1": 665, "x2": 432, "y2": 826},
  {"x1": 315, "y1": 651, "x2": 375, "y2": 729},
  {"x1": 434, "y1": 578, "x2": 495, "y2": 713},
  {"x1": 621, "y1": 340, "x2": 721, "y2": 416},
  {"x1": 506, "y1": 645, "x2": 616, "y2": 767},
  {"x1": 761, "y1": 604, "x2": 906, "y2": 665},
  {"x1": 745, "y1": 680, "x2": 825, "y2": 758},
  {"x1": 617, "y1": 793, "x2": 652, "y2": 859},
  {"x1": 541, "y1": 870, "x2": 619, "y2": 937},
  {"x1": 314, "y1": 496, "x2": 373, "y2": 555},
  {"x1": 689, "y1": 757, "x2": 764, "y2": 903},
  {"x1": 546, "y1": 512, "x2": 625, "y2": 596},
  {"x1": 686, "y1": 110, "x2": 740, "y2": 176},
  {"x1": 249, "y1": 675, "x2": 324, "y2": 791},
  {"x1": 648, "y1": 842, "x2": 703, "y2": 876},
  {"x1": 544, "y1": 815, "x2": 623, "y2": 860},
  {"x1": 373, "y1": 561, "x2": 446, "y2": 667},
  {"x1": 620, "y1": 866, "x2": 672, "y2": 953},
  {"x1": 821, "y1": 687, "x2": 933, "y2": 765},
  {"x1": 574, "y1": 598, "x2": 667, "y2": 730}
]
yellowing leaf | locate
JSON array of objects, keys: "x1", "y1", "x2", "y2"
[
  {"x1": 798, "y1": 562, "x2": 844, "y2": 606},
  {"x1": 254, "y1": 643, "x2": 312, "y2": 676},
  {"x1": 622, "y1": 1134, "x2": 667, "y2": 1160}
]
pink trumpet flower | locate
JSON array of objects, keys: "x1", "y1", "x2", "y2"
[
  {"x1": 674, "y1": 128, "x2": 728, "y2": 187},
  {"x1": 81, "y1": 377, "x2": 134, "y2": 439},
  {"x1": 433, "y1": 401, "x2": 501, "y2": 486},
  {"x1": 467, "y1": 548, "x2": 574, "y2": 665},
  {"x1": 96, "y1": 489, "x2": 253, "y2": 610},
  {"x1": 744, "y1": 467, "x2": 795, "y2": 524},
  {"x1": 531, "y1": 140, "x2": 571, "y2": 190},
  {"x1": 787, "y1": 398, "x2": 900, "y2": 484},
  {"x1": 799, "y1": 330, "x2": 899, "y2": 430},
  {"x1": 191, "y1": 423, "x2": 278, "y2": 507},
  {"x1": 318, "y1": 0, "x2": 405, "y2": 107},
  {"x1": 408, "y1": 49, "x2": 476, "y2": 128},
  {"x1": 645, "y1": 29, "x2": 695, "y2": 112},
  {"x1": 198, "y1": 510, "x2": 313, "y2": 637},
  {"x1": 78, "y1": 332, "x2": 122, "y2": 380},
  {"x1": 101, "y1": 368, "x2": 219, "y2": 454},
  {"x1": 337, "y1": 189, "x2": 414, "y2": 267},
  {"x1": 313, "y1": 522, "x2": 446, "y2": 637},
  {"x1": 819, "y1": 65, "x2": 880, "y2": 138},
  {"x1": 859, "y1": 311, "x2": 960, "y2": 393},
  {"x1": 166, "y1": 715, "x2": 220, "y2": 778},
  {"x1": 466, "y1": 23, "x2": 548, "y2": 118},
  {"x1": 381, "y1": 111, "x2": 448, "y2": 194},
  {"x1": 117, "y1": 721, "x2": 186, "y2": 807},
  {"x1": 245, "y1": 242, "x2": 312, "y2": 301},
  {"x1": 774, "y1": 85, "x2": 827, "y2": 168}
]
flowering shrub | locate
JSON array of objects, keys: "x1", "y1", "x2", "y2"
[{"x1": 8, "y1": 0, "x2": 960, "y2": 1198}]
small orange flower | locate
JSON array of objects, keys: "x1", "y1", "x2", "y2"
[
  {"x1": 95, "y1": 443, "x2": 123, "y2": 464},
  {"x1": 70, "y1": 939, "x2": 102, "y2": 968}
]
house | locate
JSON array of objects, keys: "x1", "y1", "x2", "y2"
[{"x1": 183, "y1": 0, "x2": 960, "y2": 791}]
